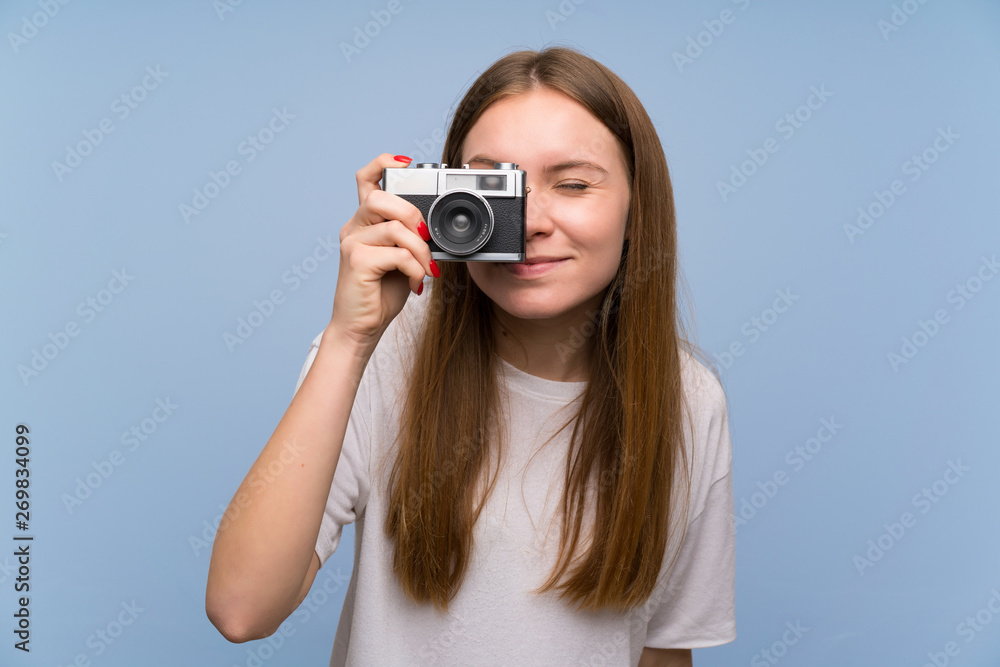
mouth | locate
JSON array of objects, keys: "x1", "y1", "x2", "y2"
[{"x1": 503, "y1": 257, "x2": 568, "y2": 278}]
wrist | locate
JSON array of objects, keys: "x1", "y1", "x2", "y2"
[{"x1": 320, "y1": 322, "x2": 379, "y2": 365}]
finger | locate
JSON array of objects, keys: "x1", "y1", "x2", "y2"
[
  {"x1": 356, "y1": 153, "x2": 412, "y2": 206},
  {"x1": 349, "y1": 219, "x2": 437, "y2": 278},
  {"x1": 353, "y1": 244, "x2": 428, "y2": 294},
  {"x1": 356, "y1": 188, "x2": 427, "y2": 237},
  {"x1": 339, "y1": 187, "x2": 422, "y2": 247}
]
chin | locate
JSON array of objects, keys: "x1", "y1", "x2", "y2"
[
  {"x1": 492, "y1": 297, "x2": 569, "y2": 321},
  {"x1": 469, "y1": 263, "x2": 606, "y2": 321},
  {"x1": 485, "y1": 284, "x2": 595, "y2": 322}
]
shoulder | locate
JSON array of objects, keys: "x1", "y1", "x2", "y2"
[
  {"x1": 678, "y1": 343, "x2": 728, "y2": 423},
  {"x1": 676, "y1": 344, "x2": 732, "y2": 506}
]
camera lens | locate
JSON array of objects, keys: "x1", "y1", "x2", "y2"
[
  {"x1": 428, "y1": 190, "x2": 493, "y2": 256},
  {"x1": 449, "y1": 211, "x2": 471, "y2": 233}
]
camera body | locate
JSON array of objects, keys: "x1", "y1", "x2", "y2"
[{"x1": 381, "y1": 162, "x2": 526, "y2": 262}]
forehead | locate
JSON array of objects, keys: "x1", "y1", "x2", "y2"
[{"x1": 462, "y1": 88, "x2": 624, "y2": 167}]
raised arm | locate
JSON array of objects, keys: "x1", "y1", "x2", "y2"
[
  {"x1": 205, "y1": 324, "x2": 375, "y2": 641},
  {"x1": 205, "y1": 153, "x2": 435, "y2": 641}
]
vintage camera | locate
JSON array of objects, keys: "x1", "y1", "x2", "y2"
[{"x1": 381, "y1": 162, "x2": 526, "y2": 262}]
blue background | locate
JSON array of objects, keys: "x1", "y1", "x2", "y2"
[{"x1": 2, "y1": 1, "x2": 999, "y2": 665}]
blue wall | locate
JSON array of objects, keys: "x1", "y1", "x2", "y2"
[{"x1": 2, "y1": 1, "x2": 998, "y2": 665}]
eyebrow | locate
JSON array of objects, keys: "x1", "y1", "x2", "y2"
[{"x1": 466, "y1": 154, "x2": 609, "y2": 175}]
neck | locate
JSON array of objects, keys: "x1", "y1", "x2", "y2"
[{"x1": 490, "y1": 297, "x2": 603, "y2": 383}]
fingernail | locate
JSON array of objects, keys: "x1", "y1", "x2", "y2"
[
  {"x1": 417, "y1": 282, "x2": 424, "y2": 296},
  {"x1": 394, "y1": 155, "x2": 412, "y2": 164},
  {"x1": 429, "y1": 259, "x2": 440, "y2": 278},
  {"x1": 417, "y1": 221, "x2": 431, "y2": 242}
]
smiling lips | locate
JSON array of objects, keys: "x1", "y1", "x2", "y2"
[{"x1": 503, "y1": 257, "x2": 568, "y2": 278}]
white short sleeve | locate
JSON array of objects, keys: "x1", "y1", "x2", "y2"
[
  {"x1": 643, "y1": 371, "x2": 736, "y2": 648},
  {"x1": 293, "y1": 330, "x2": 372, "y2": 567}
]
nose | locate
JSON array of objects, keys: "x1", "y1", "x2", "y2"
[{"x1": 524, "y1": 181, "x2": 555, "y2": 240}]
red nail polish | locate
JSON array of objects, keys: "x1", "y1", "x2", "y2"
[
  {"x1": 394, "y1": 155, "x2": 412, "y2": 164},
  {"x1": 416, "y1": 282, "x2": 424, "y2": 296},
  {"x1": 417, "y1": 221, "x2": 431, "y2": 242},
  {"x1": 429, "y1": 259, "x2": 440, "y2": 278}
]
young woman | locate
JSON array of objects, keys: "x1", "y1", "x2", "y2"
[{"x1": 206, "y1": 47, "x2": 735, "y2": 666}]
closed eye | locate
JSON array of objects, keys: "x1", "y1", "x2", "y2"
[{"x1": 557, "y1": 183, "x2": 589, "y2": 190}]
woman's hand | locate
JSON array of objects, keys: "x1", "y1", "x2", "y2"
[{"x1": 328, "y1": 153, "x2": 439, "y2": 354}]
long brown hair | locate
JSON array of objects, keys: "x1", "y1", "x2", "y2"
[{"x1": 384, "y1": 46, "x2": 711, "y2": 613}]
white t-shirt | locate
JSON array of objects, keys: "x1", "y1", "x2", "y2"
[{"x1": 293, "y1": 295, "x2": 735, "y2": 666}]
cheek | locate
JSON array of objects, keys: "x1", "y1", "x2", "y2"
[
  {"x1": 465, "y1": 262, "x2": 495, "y2": 293},
  {"x1": 592, "y1": 243, "x2": 625, "y2": 286},
  {"x1": 558, "y1": 198, "x2": 628, "y2": 251},
  {"x1": 584, "y1": 202, "x2": 629, "y2": 281}
]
